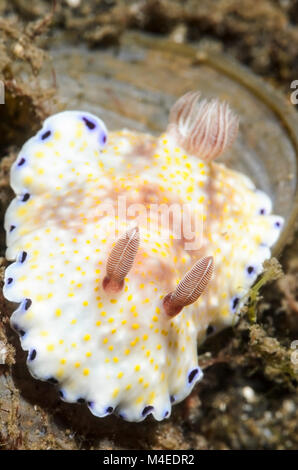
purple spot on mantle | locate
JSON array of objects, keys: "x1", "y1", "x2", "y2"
[
  {"x1": 12, "y1": 323, "x2": 26, "y2": 337},
  {"x1": 29, "y1": 349, "x2": 37, "y2": 361},
  {"x1": 41, "y1": 130, "x2": 51, "y2": 140},
  {"x1": 247, "y1": 265, "x2": 255, "y2": 275},
  {"x1": 142, "y1": 405, "x2": 154, "y2": 417},
  {"x1": 24, "y1": 298, "x2": 32, "y2": 311},
  {"x1": 188, "y1": 368, "x2": 199, "y2": 384},
  {"x1": 47, "y1": 377, "x2": 58, "y2": 384},
  {"x1": 231, "y1": 296, "x2": 239, "y2": 311},
  {"x1": 21, "y1": 193, "x2": 30, "y2": 202},
  {"x1": 19, "y1": 251, "x2": 27, "y2": 263},
  {"x1": 82, "y1": 116, "x2": 96, "y2": 130},
  {"x1": 206, "y1": 325, "x2": 215, "y2": 336},
  {"x1": 17, "y1": 158, "x2": 26, "y2": 167}
]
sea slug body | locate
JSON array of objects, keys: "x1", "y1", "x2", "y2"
[{"x1": 3, "y1": 92, "x2": 283, "y2": 422}]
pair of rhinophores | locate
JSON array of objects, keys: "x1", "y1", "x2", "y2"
[{"x1": 3, "y1": 91, "x2": 283, "y2": 422}]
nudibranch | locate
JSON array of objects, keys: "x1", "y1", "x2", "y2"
[{"x1": 3, "y1": 91, "x2": 283, "y2": 422}]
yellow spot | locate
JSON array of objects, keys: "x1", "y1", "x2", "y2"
[
  {"x1": 55, "y1": 308, "x2": 62, "y2": 317},
  {"x1": 57, "y1": 368, "x2": 64, "y2": 378},
  {"x1": 132, "y1": 323, "x2": 139, "y2": 330},
  {"x1": 221, "y1": 307, "x2": 229, "y2": 317},
  {"x1": 86, "y1": 351, "x2": 92, "y2": 358},
  {"x1": 134, "y1": 364, "x2": 140, "y2": 372},
  {"x1": 35, "y1": 151, "x2": 44, "y2": 158},
  {"x1": 112, "y1": 388, "x2": 119, "y2": 398},
  {"x1": 71, "y1": 319, "x2": 77, "y2": 325},
  {"x1": 83, "y1": 368, "x2": 90, "y2": 376},
  {"x1": 110, "y1": 299, "x2": 117, "y2": 304},
  {"x1": 47, "y1": 344, "x2": 54, "y2": 352},
  {"x1": 75, "y1": 362, "x2": 80, "y2": 368},
  {"x1": 117, "y1": 372, "x2": 124, "y2": 379},
  {"x1": 75, "y1": 128, "x2": 83, "y2": 138},
  {"x1": 24, "y1": 312, "x2": 33, "y2": 320},
  {"x1": 83, "y1": 301, "x2": 88, "y2": 307},
  {"x1": 60, "y1": 358, "x2": 66, "y2": 365},
  {"x1": 103, "y1": 338, "x2": 108, "y2": 344},
  {"x1": 23, "y1": 176, "x2": 33, "y2": 185},
  {"x1": 41, "y1": 331, "x2": 48, "y2": 337}
]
